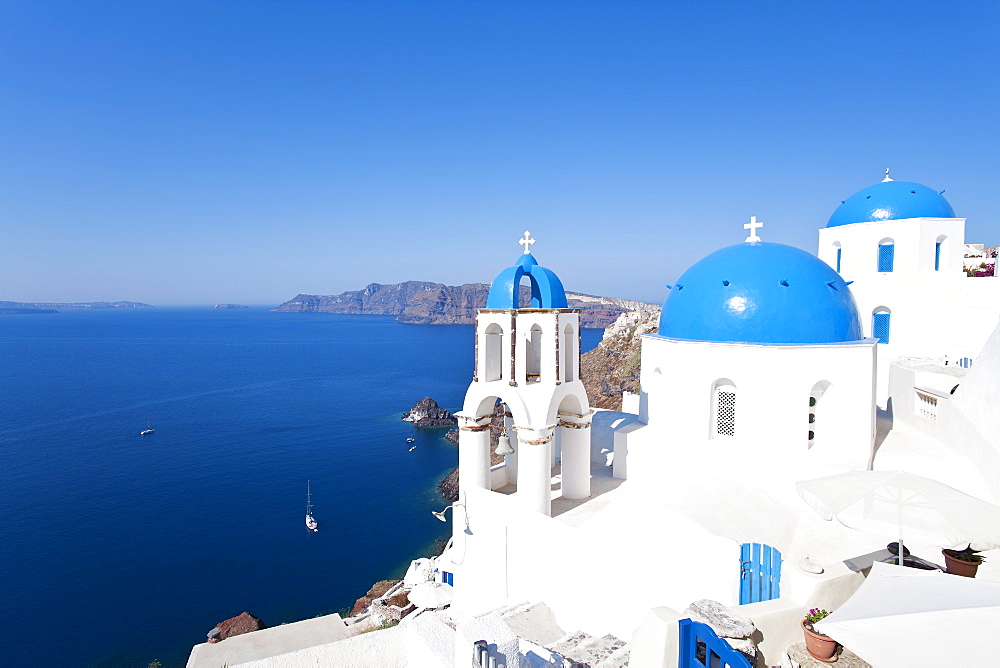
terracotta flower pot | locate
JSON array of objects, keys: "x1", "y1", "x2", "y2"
[
  {"x1": 802, "y1": 620, "x2": 839, "y2": 662},
  {"x1": 943, "y1": 550, "x2": 980, "y2": 577}
]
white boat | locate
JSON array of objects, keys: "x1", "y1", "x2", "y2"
[
  {"x1": 406, "y1": 437, "x2": 415, "y2": 443},
  {"x1": 409, "y1": 445, "x2": 417, "y2": 452},
  {"x1": 140, "y1": 420, "x2": 154, "y2": 436},
  {"x1": 305, "y1": 480, "x2": 318, "y2": 532}
]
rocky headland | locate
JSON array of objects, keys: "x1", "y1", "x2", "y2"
[
  {"x1": 272, "y1": 281, "x2": 657, "y2": 329},
  {"x1": 580, "y1": 309, "x2": 660, "y2": 410},
  {"x1": 402, "y1": 397, "x2": 458, "y2": 428}
]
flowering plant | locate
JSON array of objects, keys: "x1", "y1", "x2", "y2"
[{"x1": 803, "y1": 608, "x2": 831, "y2": 627}]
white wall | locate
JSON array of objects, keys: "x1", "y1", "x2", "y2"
[{"x1": 637, "y1": 335, "x2": 876, "y2": 471}]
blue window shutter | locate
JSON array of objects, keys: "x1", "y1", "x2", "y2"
[
  {"x1": 873, "y1": 313, "x2": 890, "y2": 343},
  {"x1": 935, "y1": 242, "x2": 941, "y2": 271},
  {"x1": 836, "y1": 248, "x2": 842, "y2": 273},
  {"x1": 878, "y1": 243, "x2": 895, "y2": 272},
  {"x1": 739, "y1": 543, "x2": 751, "y2": 604}
]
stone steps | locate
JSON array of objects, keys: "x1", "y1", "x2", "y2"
[{"x1": 547, "y1": 630, "x2": 629, "y2": 667}]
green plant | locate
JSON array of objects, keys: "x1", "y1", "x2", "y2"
[
  {"x1": 944, "y1": 544, "x2": 986, "y2": 563},
  {"x1": 803, "y1": 608, "x2": 831, "y2": 627}
]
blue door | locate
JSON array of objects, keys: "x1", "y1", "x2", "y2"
[
  {"x1": 739, "y1": 543, "x2": 781, "y2": 604},
  {"x1": 678, "y1": 619, "x2": 752, "y2": 668}
]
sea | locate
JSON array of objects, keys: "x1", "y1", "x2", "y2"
[{"x1": 0, "y1": 307, "x2": 602, "y2": 667}]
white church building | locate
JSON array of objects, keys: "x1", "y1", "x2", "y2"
[{"x1": 190, "y1": 174, "x2": 1000, "y2": 668}]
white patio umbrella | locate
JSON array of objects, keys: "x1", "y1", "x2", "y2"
[
  {"x1": 796, "y1": 470, "x2": 1000, "y2": 562},
  {"x1": 407, "y1": 581, "x2": 454, "y2": 609},
  {"x1": 814, "y1": 561, "x2": 1000, "y2": 668}
]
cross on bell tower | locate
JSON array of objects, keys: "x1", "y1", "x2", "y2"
[{"x1": 519, "y1": 230, "x2": 536, "y2": 254}]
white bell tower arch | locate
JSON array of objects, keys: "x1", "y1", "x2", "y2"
[{"x1": 456, "y1": 231, "x2": 593, "y2": 517}]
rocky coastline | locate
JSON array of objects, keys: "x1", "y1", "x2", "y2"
[{"x1": 271, "y1": 280, "x2": 657, "y2": 329}]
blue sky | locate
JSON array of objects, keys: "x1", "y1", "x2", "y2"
[{"x1": 2, "y1": 0, "x2": 997, "y2": 305}]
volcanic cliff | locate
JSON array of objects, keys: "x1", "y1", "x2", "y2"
[{"x1": 272, "y1": 281, "x2": 656, "y2": 329}]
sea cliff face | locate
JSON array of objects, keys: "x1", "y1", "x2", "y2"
[
  {"x1": 580, "y1": 309, "x2": 660, "y2": 410},
  {"x1": 272, "y1": 281, "x2": 656, "y2": 329}
]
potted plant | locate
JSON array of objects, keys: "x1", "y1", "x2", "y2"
[
  {"x1": 802, "y1": 608, "x2": 839, "y2": 662},
  {"x1": 942, "y1": 545, "x2": 986, "y2": 577}
]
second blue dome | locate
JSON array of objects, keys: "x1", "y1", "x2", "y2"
[
  {"x1": 827, "y1": 180, "x2": 954, "y2": 228},
  {"x1": 658, "y1": 242, "x2": 863, "y2": 345}
]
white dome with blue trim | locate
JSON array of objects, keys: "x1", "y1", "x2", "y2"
[
  {"x1": 827, "y1": 173, "x2": 955, "y2": 228},
  {"x1": 486, "y1": 232, "x2": 568, "y2": 310},
  {"x1": 658, "y1": 241, "x2": 863, "y2": 345}
]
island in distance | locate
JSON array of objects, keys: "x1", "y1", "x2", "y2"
[
  {"x1": 215, "y1": 304, "x2": 250, "y2": 309},
  {"x1": 0, "y1": 300, "x2": 152, "y2": 314},
  {"x1": 272, "y1": 281, "x2": 657, "y2": 328}
]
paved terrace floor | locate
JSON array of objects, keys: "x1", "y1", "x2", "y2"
[{"x1": 493, "y1": 458, "x2": 626, "y2": 527}]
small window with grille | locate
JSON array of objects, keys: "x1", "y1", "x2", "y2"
[
  {"x1": 715, "y1": 388, "x2": 736, "y2": 437},
  {"x1": 878, "y1": 243, "x2": 895, "y2": 272},
  {"x1": 873, "y1": 312, "x2": 890, "y2": 344}
]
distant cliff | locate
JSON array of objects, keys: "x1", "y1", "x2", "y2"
[
  {"x1": 580, "y1": 309, "x2": 660, "y2": 410},
  {"x1": 272, "y1": 281, "x2": 656, "y2": 329},
  {"x1": 0, "y1": 300, "x2": 152, "y2": 310}
]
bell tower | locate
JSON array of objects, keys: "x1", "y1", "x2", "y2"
[{"x1": 456, "y1": 231, "x2": 593, "y2": 516}]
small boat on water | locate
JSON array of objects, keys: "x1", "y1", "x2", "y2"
[
  {"x1": 406, "y1": 437, "x2": 415, "y2": 443},
  {"x1": 409, "y1": 445, "x2": 417, "y2": 452},
  {"x1": 140, "y1": 420, "x2": 154, "y2": 436},
  {"x1": 305, "y1": 480, "x2": 318, "y2": 532}
]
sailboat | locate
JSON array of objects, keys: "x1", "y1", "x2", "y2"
[
  {"x1": 140, "y1": 419, "x2": 154, "y2": 436},
  {"x1": 305, "y1": 480, "x2": 318, "y2": 532}
]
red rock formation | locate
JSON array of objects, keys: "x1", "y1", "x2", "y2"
[{"x1": 206, "y1": 612, "x2": 266, "y2": 643}]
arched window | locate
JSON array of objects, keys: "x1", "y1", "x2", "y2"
[
  {"x1": 518, "y1": 275, "x2": 532, "y2": 309},
  {"x1": 878, "y1": 238, "x2": 895, "y2": 272},
  {"x1": 562, "y1": 323, "x2": 576, "y2": 382},
  {"x1": 935, "y1": 234, "x2": 948, "y2": 272},
  {"x1": 526, "y1": 324, "x2": 542, "y2": 383},
  {"x1": 872, "y1": 307, "x2": 891, "y2": 344},
  {"x1": 833, "y1": 242, "x2": 842, "y2": 273},
  {"x1": 484, "y1": 323, "x2": 504, "y2": 381},
  {"x1": 711, "y1": 379, "x2": 737, "y2": 438}
]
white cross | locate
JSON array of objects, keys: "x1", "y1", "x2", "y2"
[
  {"x1": 519, "y1": 230, "x2": 536, "y2": 254},
  {"x1": 744, "y1": 216, "x2": 763, "y2": 243},
  {"x1": 882, "y1": 168, "x2": 893, "y2": 183}
]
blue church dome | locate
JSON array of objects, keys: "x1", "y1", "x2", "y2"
[
  {"x1": 827, "y1": 179, "x2": 954, "y2": 228},
  {"x1": 485, "y1": 233, "x2": 568, "y2": 310},
  {"x1": 658, "y1": 242, "x2": 863, "y2": 345}
]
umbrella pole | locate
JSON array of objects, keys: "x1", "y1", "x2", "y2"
[{"x1": 899, "y1": 538, "x2": 904, "y2": 566}]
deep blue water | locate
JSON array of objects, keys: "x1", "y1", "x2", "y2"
[{"x1": 0, "y1": 308, "x2": 601, "y2": 667}]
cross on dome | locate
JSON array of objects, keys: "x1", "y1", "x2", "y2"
[
  {"x1": 882, "y1": 168, "x2": 893, "y2": 183},
  {"x1": 519, "y1": 230, "x2": 536, "y2": 254},
  {"x1": 744, "y1": 216, "x2": 763, "y2": 243}
]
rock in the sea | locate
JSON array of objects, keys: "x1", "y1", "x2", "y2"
[
  {"x1": 444, "y1": 428, "x2": 459, "y2": 444},
  {"x1": 682, "y1": 599, "x2": 756, "y2": 639},
  {"x1": 207, "y1": 612, "x2": 266, "y2": 643},
  {"x1": 402, "y1": 397, "x2": 458, "y2": 428}
]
